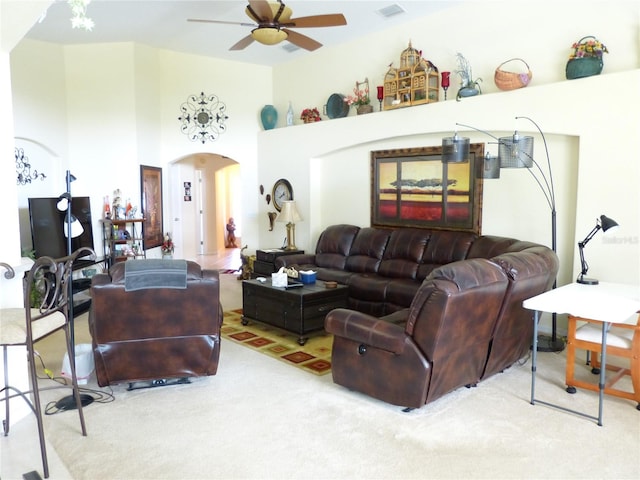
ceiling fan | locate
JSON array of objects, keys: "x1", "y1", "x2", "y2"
[{"x1": 187, "y1": 0, "x2": 347, "y2": 51}]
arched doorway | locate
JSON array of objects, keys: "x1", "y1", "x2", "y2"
[{"x1": 168, "y1": 153, "x2": 241, "y2": 265}]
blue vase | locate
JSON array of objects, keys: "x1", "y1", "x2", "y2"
[{"x1": 260, "y1": 105, "x2": 278, "y2": 130}]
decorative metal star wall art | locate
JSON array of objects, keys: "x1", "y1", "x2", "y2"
[{"x1": 178, "y1": 92, "x2": 229, "y2": 144}]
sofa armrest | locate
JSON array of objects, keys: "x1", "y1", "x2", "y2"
[
  {"x1": 325, "y1": 308, "x2": 407, "y2": 354},
  {"x1": 91, "y1": 272, "x2": 111, "y2": 287},
  {"x1": 202, "y1": 268, "x2": 220, "y2": 282},
  {"x1": 275, "y1": 254, "x2": 317, "y2": 269}
]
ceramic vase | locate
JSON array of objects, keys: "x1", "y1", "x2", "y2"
[{"x1": 260, "y1": 105, "x2": 278, "y2": 130}]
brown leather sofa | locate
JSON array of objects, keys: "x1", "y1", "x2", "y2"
[
  {"x1": 277, "y1": 224, "x2": 559, "y2": 408},
  {"x1": 89, "y1": 260, "x2": 223, "y2": 387}
]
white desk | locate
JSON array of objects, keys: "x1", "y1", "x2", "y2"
[{"x1": 523, "y1": 282, "x2": 640, "y2": 425}]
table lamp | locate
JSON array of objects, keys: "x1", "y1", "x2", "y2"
[
  {"x1": 276, "y1": 200, "x2": 302, "y2": 250},
  {"x1": 577, "y1": 214, "x2": 619, "y2": 285}
]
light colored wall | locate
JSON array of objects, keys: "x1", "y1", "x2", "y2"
[
  {"x1": 9, "y1": 38, "x2": 271, "y2": 274},
  {"x1": 271, "y1": 1, "x2": 640, "y2": 125}
]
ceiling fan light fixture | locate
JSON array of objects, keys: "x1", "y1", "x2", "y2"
[{"x1": 251, "y1": 27, "x2": 288, "y2": 45}]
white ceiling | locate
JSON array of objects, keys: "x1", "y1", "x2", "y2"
[{"x1": 24, "y1": 1, "x2": 461, "y2": 66}]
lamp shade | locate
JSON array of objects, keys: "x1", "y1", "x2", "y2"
[
  {"x1": 251, "y1": 27, "x2": 288, "y2": 45},
  {"x1": 600, "y1": 214, "x2": 619, "y2": 233},
  {"x1": 499, "y1": 133, "x2": 534, "y2": 168},
  {"x1": 276, "y1": 201, "x2": 302, "y2": 223},
  {"x1": 441, "y1": 132, "x2": 470, "y2": 163},
  {"x1": 64, "y1": 214, "x2": 84, "y2": 239},
  {"x1": 57, "y1": 193, "x2": 71, "y2": 211},
  {"x1": 483, "y1": 154, "x2": 500, "y2": 179}
]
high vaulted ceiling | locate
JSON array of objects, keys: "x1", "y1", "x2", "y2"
[{"x1": 23, "y1": 1, "x2": 460, "y2": 66}]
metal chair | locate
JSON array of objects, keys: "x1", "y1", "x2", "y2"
[
  {"x1": 565, "y1": 313, "x2": 640, "y2": 410},
  {"x1": 1, "y1": 247, "x2": 95, "y2": 478}
]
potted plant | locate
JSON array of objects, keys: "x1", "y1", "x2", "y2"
[
  {"x1": 454, "y1": 53, "x2": 482, "y2": 100},
  {"x1": 344, "y1": 78, "x2": 372, "y2": 114},
  {"x1": 300, "y1": 108, "x2": 321, "y2": 123}
]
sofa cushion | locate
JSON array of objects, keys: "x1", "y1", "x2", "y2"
[
  {"x1": 347, "y1": 274, "x2": 389, "y2": 317},
  {"x1": 378, "y1": 229, "x2": 430, "y2": 279},
  {"x1": 314, "y1": 224, "x2": 360, "y2": 270},
  {"x1": 345, "y1": 227, "x2": 391, "y2": 273},
  {"x1": 385, "y1": 278, "x2": 422, "y2": 314},
  {"x1": 417, "y1": 230, "x2": 477, "y2": 280}
]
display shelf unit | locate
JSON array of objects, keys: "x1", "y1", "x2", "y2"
[{"x1": 102, "y1": 218, "x2": 146, "y2": 267}]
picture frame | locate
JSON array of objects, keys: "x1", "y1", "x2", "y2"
[
  {"x1": 371, "y1": 144, "x2": 484, "y2": 234},
  {"x1": 140, "y1": 165, "x2": 163, "y2": 249}
]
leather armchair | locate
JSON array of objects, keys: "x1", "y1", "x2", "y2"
[
  {"x1": 89, "y1": 260, "x2": 222, "y2": 387},
  {"x1": 326, "y1": 259, "x2": 510, "y2": 409}
]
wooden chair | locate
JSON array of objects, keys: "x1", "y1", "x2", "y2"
[
  {"x1": 565, "y1": 313, "x2": 640, "y2": 410},
  {"x1": 1, "y1": 248, "x2": 95, "y2": 478}
]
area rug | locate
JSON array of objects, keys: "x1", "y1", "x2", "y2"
[
  {"x1": 221, "y1": 309, "x2": 333, "y2": 375},
  {"x1": 218, "y1": 268, "x2": 240, "y2": 274}
]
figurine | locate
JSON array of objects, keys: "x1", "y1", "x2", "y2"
[{"x1": 226, "y1": 217, "x2": 237, "y2": 248}]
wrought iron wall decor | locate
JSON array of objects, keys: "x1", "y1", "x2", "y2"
[
  {"x1": 178, "y1": 92, "x2": 229, "y2": 144},
  {"x1": 15, "y1": 147, "x2": 46, "y2": 185}
]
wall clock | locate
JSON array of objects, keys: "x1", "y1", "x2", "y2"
[{"x1": 272, "y1": 178, "x2": 293, "y2": 212}]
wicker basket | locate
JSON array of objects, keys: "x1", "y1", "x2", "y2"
[
  {"x1": 566, "y1": 36, "x2": 606, "y2": 80},
  {"x1": 494, "y1": 58, "x2": 532, "y2": 91}
]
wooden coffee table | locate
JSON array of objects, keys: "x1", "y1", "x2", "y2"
[{"x1": 242, "y1": 278, "x2": 348, "y2": 345}]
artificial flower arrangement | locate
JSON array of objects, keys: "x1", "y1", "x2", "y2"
[
  {"x1": 569, "y1": 37, "x2": 609, "y2": 59},
  {"x1": 161, "y1": 232, "x2": 175, "y2": 255},
  {"x1": 344, "y1": 80, "x2": 371, "y2": 107},
  {"x1": 300, "y1": 107, "x2": 321, "y2": 123}
]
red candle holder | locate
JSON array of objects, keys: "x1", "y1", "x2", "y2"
[
  {"x1": 441, "y1": 72, "x2": 451, "y2": 100},
  {"x1": 376, "y1": 86, "x2": 384, "y2": 110}
]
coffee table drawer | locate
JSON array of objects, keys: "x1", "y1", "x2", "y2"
[{"x1": 303, "y1": 299, "x2": 346, "y2": 320}]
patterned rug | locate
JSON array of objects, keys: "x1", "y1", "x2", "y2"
[{"x1": 221, "y1": 309, "x2": 333, "y2": 376}]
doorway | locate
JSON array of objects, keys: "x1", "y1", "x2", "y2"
[{"x1": 169, "y1": 153, "x2": 241, "y2": 261}]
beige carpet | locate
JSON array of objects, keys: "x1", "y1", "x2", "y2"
[{"x1": 6, "y1": 274, "x2": 640, "y2": 479}]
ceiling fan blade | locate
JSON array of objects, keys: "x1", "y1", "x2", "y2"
[
  {"x1": 247, "y1": 0, "x2": 274, "y2": 22},
  {"x1": 282, "y1": 28, "x2": 322, "y2": 51},
  {"x1": 287, "y1": 14, "x2": 347, "y2": 28},
  {"x1": 188, "y1": 19, "x2": 256, "y2": 28},
  {"x1": 230, "y1": 35, "x2": 255, "y2": 51}
]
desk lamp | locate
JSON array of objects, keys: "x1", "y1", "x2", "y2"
[
  {"x1": 577, "y1": 214, "x2": 619, "y2": 285},
  {"x1": 276, "y1": 200, "x2": 302, "y2": 250}
]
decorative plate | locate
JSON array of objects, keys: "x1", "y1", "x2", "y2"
[{"x1": 325, "y1": 93, "x2": 349, "y2": 119}]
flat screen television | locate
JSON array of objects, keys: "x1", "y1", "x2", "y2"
[{"x1": 28, "y1": 196, "x2": 96, "y2": 270}]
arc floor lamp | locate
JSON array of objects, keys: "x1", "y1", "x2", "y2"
[{"x1": 442, "y1": 116, "x2": 563, "y2": 352}]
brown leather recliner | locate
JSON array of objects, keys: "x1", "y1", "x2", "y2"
[
  {"x1": 89, "y1": 260, "x2": 222, "y2": 387},
  {"x1": 326, "y1": 259, "x2": 511, "y2": 409}
]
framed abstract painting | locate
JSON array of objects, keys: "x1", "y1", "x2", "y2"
[{"x1": 371, "y1": 144, "x2": 484, "y2": 234}]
